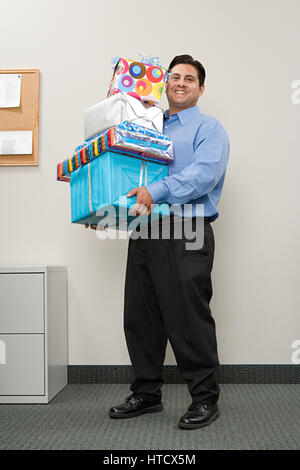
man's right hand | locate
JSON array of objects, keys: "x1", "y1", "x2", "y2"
[{"x1": 84, "y1": 223, "x2": 107, "y2": 231}]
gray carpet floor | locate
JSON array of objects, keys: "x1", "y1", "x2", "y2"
[{"x1": 0, "y1": 384, "x2": 299, "y2": 450}]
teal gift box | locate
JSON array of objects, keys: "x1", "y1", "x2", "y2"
[{"x1": 70, "y1": 151, "x2": 169, "y2": 230}]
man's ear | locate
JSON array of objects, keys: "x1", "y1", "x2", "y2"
[{"x1": 199, "y1": 84, "x2": 205, "y2": 97}]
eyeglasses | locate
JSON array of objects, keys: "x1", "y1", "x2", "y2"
[{"x1": 166, "y1": 72, "x2": 198, "y2": 84}]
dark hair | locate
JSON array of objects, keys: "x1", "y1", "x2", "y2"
[{"x1": 167, "y1": 55, "x2": 206, "y2": 87}]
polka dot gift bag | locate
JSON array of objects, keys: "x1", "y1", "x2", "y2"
[{"x1": 107, "y1": 58, "x2": 167, "y2": 106}]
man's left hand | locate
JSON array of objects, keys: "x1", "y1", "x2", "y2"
[{"x1": 127, "y1": 187, "x2": 154, "y2": 216}]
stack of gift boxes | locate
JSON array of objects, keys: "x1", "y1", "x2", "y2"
[{"x1": 57, "y1": 57, "x2": 173, "y2": 230}]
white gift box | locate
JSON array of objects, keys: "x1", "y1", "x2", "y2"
[{"x1": 84, "y1": 92, "x2": 163, "y2": 140}]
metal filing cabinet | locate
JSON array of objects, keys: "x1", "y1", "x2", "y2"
[{"x1": 0, "y1": 266, "x2": 68, "y2": 403}]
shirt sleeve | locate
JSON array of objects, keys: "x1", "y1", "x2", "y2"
[{"x1": 146, "y1": 121, "x2": 230, "y2": 205}]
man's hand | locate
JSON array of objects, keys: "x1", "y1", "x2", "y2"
[
  {"x1": 127, "y1": 187, "x2": 154, "y2": 216},
  {"x1": 84, "y1": 224, "x2": 107, "y2": 231}
]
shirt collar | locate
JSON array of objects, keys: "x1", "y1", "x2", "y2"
[{"x1": 164, "y1": 106, "x2": 200, "y2": 126}]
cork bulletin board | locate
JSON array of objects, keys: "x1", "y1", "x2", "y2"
[{"x1": 0, "y1": 69, "x2": 39, "y2": 166}]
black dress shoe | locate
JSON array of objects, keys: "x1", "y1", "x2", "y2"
[
  {"x1": 109, "y1": 394, "x2": 163, "y2": 419},
  {"x1": 178, "y1": 402, "x2": 219, "y2": 429}
]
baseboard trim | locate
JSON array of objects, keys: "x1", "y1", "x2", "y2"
[{"x1": 68, "y1": 365, "x2": 300, "y2": 384}]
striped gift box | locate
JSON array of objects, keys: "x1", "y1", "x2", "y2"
[{"x1": 57, "y1": 122, "x2": 173, "y2": 183}]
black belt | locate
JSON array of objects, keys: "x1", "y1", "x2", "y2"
[{"x1": 168, "y1": 215, "x2": 212, "y2": 222}]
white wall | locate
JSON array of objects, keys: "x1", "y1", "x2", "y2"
[{"x1": 1, "y1": 0, "x2": 299, "y2": 364}]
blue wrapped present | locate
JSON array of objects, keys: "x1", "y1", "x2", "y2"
[{"x1": 70, "y1": 151, "x2": 169, "y2": 230}]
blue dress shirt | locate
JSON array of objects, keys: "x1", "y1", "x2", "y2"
[{"x1": 146, "y1": 106, "x2": 230, "y2": 221}]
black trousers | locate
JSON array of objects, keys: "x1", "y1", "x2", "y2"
[{"x1": 124, "y1": 217, "x2": 220, "y2": 405}]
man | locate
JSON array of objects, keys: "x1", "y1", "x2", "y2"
[{"x1": 89, "y1": 55, "x2": 230, "y2": 429}]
